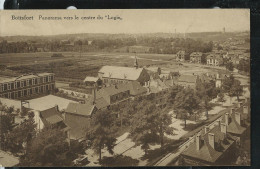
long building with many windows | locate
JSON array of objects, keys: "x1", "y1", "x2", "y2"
[{"x1": 0, "y1": 73, "x2": 55, "y2": 99}]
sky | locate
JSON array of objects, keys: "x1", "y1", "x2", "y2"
[{"x1": 0, "y1": 9, "x2": 250, "y2": 36}]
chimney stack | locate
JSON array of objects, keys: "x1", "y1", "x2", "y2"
[
  {"x1": 225, "y1": 113, "x2": 229, "y2": 125},
  {"x1": 208, "y1": 133, "x2": 215, "y2": 149},
  {"x1": 55, "y1": 104, "x2": 59, "y2": 112},
  {"x1": 220, "y1": 123, "x2": 227, "y2": 134},
  {"x1": 235, "y1": 112, "x2": 241, "y2": 125},
  {"x1": 92, "y1": 87, "x2": 96, "y2": 105},
  {"x1": 196, "y1": 134, "x2": 201, "y2": 150},
  {"x1": 204, "y1": 126, "x2": 210, "y2": 133},
  {"x1": 216, "y1": 119, "x2": 221, "y2": 127},
  {"x1": 243, "y1": 106, "x2": 248, "y2": 114}
]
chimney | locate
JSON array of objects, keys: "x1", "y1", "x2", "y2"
[
  {"x1": 220, "y1": 123, "x2": 227, "y2": 134},
  {"x1": 55, "y1": 104, "x2": 59, "y2": 111},
  {"x1": 216, "y1": 119, "x2": 221, "y2": 127},
  {"x1": 92, "y1": 87, "x2": 96, "y2": 105},
  {"x1": 230, "y1": 108, "x2": 235, "y2": 114},
  {"x1": 216, "y1": 73, "x2": 220, "y2": 79},
  {"x1": 243, "y1": 106, "x2": 248, "y2": 114},
  {"x1": 235, "y1": 112, "x2": 241, "y2": 125},
  {"x1": 225, "y1": 113, "x2": 229, "y2": 125},
  {"x1": 208, "y1": 133, "x2": 215, "y2": 149},
  {"x1": 204, "y1": 126, "x2": 210, "y2": 133},
  {"x1": 196, "y1": 134, "x2": 201, "y2": 150}
]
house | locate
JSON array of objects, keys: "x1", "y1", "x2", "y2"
[
  {"x1": 0, "y1": 150, "x2": 19, "y2": 166},
  {"x1": 148, "y1": 79, "x2": 169, "y2": 93},
  {"x1": 176, "y1": 50, "x2": 185, "y2": 62},
  {"x1": 83, "y1": 76, "x2": 102, "y2": 87},
  {"x1": 98, "y1": 65, "x2": 150, "y2": 86},
  {"x1": 180, "y1": 124, "x2": 237, "y2": 166},
  {"x1": 96, "y1": 84, "x2": 131, "y2": 105},
  {"x1": 206, "y1": 54, "x2": 223, "y2": 66},
  {"x1": 190, "y1": 52, "x2": 202, "y2": 64},
  {"x1": 0, "y1": 73, "x2": 55, "y2": 99},
  {"x1": 176, "y1": 75, "x2": 198, "y2": 88},
  {"x1": 125, "y1": 81, "x2": 147, "y2": 96},
  {"x1": 64, "y1": 102, "x2": 97, "y2": 140}
]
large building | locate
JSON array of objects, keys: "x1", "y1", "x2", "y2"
[
  {"x1": 98, "y1": 58, "x2": 150, "y2": 86},
  {"x1": 190, "y1": 52, "x2": 202, "y2": 64},
  {"x1": 176, "y1": 50, "x2": 185, "y2": 62},
  {"x1": 0, "y1": 73, "x2": 55, "y2": 99},
  {"x1": 206, "y1": 54, "x2": 223, "y2": 66}
]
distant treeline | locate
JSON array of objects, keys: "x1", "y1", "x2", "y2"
[{"x1": 0, "y1": 37, "x2": 213, "y2": 55}]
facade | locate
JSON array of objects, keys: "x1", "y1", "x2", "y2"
[
  {"x1": 0, "y1": 73, "x2": 55, "y2": 99},
  {"x1": 206, "y1": 54, "x2": 223, "y2": 66},
  {"x1": 176, "y1": 50, "x2": 185, "y2": 62},
  {"x1": 190, "y1": 52, "x2": 202, "y2": 63},
  {"x1": 65, "y1": 102, "x2": 97, "y2": 140},
  {"x1": 83, "y1": 76, "x2": 102, "y2": 87}
]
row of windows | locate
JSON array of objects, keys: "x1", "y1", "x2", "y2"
[
  {"x1": 0, "y1": 75, "x2": 55, "y2": 92},
  {"x1": 0, "y1": 84, "x2": 55, "y2": 99}
]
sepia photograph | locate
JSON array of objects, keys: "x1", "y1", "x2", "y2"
[{"x1": 0, "y1": 9, "x2": 250, "y2": 167}]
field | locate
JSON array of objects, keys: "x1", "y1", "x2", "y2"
[{"x1": 0, "y1": 52, "x2": 221, "y2": 82}]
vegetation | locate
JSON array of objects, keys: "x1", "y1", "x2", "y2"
[{"x1": 86, "y1": 110, "x2": 117, "y2": 161}]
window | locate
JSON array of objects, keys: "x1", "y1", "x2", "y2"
[
  {"x1": 21, "y1": 81, "x2": 24, "y2": 87},
  {"x1": 8, "y1": 92, "x2": 11, "y2": 99},
  {"x1": 27, "y1": 89, "x2": 31, "y2": 95},
  {"x1": 8, "y1": 83, "x2": 11, "y2": 90},
  {"x1": 48, "y1": 76, "x2": 51, "y2": 82},
  {"x1": 32, "y1": 79, "x2": 35, "y2": 85},
  {"x1": 43, "y1": 77, "x2": 46, "y2": 83},
  {"x1": 26, "y1": 80, "x2": 29, "y2": 86},
  {"x1": 32, "y1": 87, "x2": 35, "y2": 94},
  {"x1": 0, "y1": 84, "x2": 2, "y2": 92},
  {"x1": 15, "y1": 92, "x2": 18, "y2": 98}
]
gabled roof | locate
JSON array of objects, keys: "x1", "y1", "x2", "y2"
[
  {"x1": 66, "y1": 102, "x2": 95, "y2": 117},
  {"x1": 40, "y1": 107, "x2": 63, "y2": 126},
  {"x1": 177, "y1": 50, "x2": 185, "y2": 54},
  {"x1": 98, "y1": 66, "x2": 144, "y2": 81},
  {"x1": 83, "y1": 76, "x2": 100, "y2": 82},
  {"x1": 125, "y1": 81, "x2": 147, "y2": 96},
  {"x1": 181, "y1": 126, "x2": 236, "y2": 163},
  {"x1": 190, "y1": 52, "x2": 202, "y2": 57},
  {"x1": 96, "y1": 84, "x2": 130, "y2": 98}
]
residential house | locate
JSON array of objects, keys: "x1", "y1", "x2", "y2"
[
  {"x1": 0, "y1": 73, "x2": 55, "y2": 99},
  {"x1": 96, "y1": 84, "x2": 131, "y2": 105},
  {"x1": 176, "y1": 75, "x2": 198, "y2": 89},
  {"x1": 83, "y1": 76, "x2": 102, "y2": 88},
  {"x1": 64, "y1": 102, "x2": 97, "y2": 140},
  {"x1": 206, "y1": 54, "x2": 223, "y2": 66},
  {"x1": 98, "y1": 61, "x2": 150, "y2": 86},
  {"x1": 181, "y1": 124, "x2": 237, "y2": 166},
  {"x1": 176, "y1": 50, "x2": 185, "y2": 62},
  {"x1": 190, "y1": 52, "x2": 202, "y2": 64}
]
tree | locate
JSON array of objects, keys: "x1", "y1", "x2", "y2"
[
  {"x1": 174, "y1": 88, "x2": 200, "y2": 127},
  {"x1": 130, "y1": 95, "x2": 174, "y2": 153},
  {"x1": 20, "y1": 128, "x2": 73, "y2": 166},
  {"x1": 4, "y1": 112, "x2": 36, "y2": 154},
  {"x1": 225, "y1": 61, "x2": 234, "y2": 71},
  {"x1": 86, "y1": 110, "x2": 116, "y2": 161},
  {"x1": 218, "y1": 92, "x2": 226, "y2": 105},
  {"x1": 230, "y1": 80, "x2": 243, "y2": 101}
]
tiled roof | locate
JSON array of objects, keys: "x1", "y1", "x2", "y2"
[
  {"x1": 40, "y1": 107, "x2": 63, "y2": 126},
  {"x1": 181, "y1": 126, "x2": 236, "y2": 163},
  {"x1": 125, "y1": 81, "x2": 147, "y2": 96},
  {"x1": 0, "y1": 150, "x2": 19, "y2": 166},
  {"x1": 96, "y1": 84, "x2": 130, "y2": 98},
  {"x1": 190, "y1": 52, "x2": 202, "y2": 57},
  {"x1": 98, "y1": 66, "x2": 144, "y2": 81},
  {"x1": 0, "y1": 73, "x2": 54, "y2": 83},
  {"x1": 65, "y1": 102, "x2": 95, "y2": 117}
]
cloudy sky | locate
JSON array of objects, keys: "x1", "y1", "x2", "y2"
[{"x1": 0, "y1": 9, "x2": 250, "y2": 36}]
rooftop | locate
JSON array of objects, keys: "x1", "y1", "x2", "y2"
[
  {"x1": 0, "y1": 73, "x2": 54, "y2": 84},
  {"x1": 66, "y1": 102, "x2": 95, "y2": 117},
  {"x1": 98, "y1": 66, "x2": 144, "y2": 81},
  {"x1": 0, "y1": 150, "x2": 19, "y2": 167}
]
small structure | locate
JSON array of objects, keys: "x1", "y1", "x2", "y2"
[
  {"x1": 176, "y1": 75, "x2": 198, "y2": 89},
  {"x1": 176, "y1": 50, "x2": 185, "y2": 62},
  {"x1": 83, "y1": 76, "x2": 102, "y2": 87},
  {"x1": 190, "y1": 52, "x2": 202, "y2": 64},
  {"x1": 206, "y1": 54, "x2": 223, "y2": 66},
  {"x1": 64, "y1": 102, "x2": 97, "y2": 140}
]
